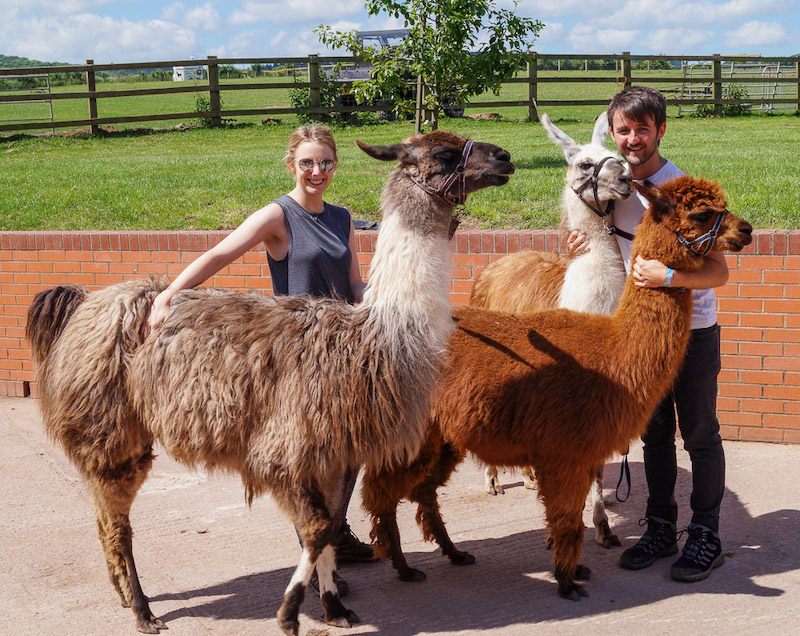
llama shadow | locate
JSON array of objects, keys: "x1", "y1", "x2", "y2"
[{"x1": 146, "y1": 461, "x2": 799, "y2": 634}]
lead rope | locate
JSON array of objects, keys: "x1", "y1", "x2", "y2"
[{"x1": 615, "y1": 454, "x2": 631, "y2": 503}]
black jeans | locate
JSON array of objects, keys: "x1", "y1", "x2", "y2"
[{"x1": 643, "y1": 324, "x2": 724, "y2": 534}]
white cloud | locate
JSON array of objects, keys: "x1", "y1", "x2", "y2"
[
  {"x1": 3, "y1": 0, "x2": 117, "y2": 15},
  {"x1": 568, "y1": 24, "x2": 639, "y2": 52},
  {"x1": 598, "y1": 0, "x2": 785, "y2": 30},
  {"x1": 507, "y1": 0, "x2": 626, "y2": 18},
  {"x1": 724, "y1": 20, "x2": 789, "y2": 48},
  {"x1": 161, "y1": 2, "x2": 221, "y2": 31},
  {"x1": 0, "y1": 15, "x2": 201, "y2": 63},
  {"x1": 531, "y1": 22, "x2": 566, "y2": 52},
  {"x1": 640, "y1": 28, "x2": 716, "y2": 53},
  {"x1": 229, "y1": 0, "x2": 363, "y2": 27}
]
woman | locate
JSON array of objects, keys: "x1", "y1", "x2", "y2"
[{"x1": 148, "y1": 124, "x2": 373, "y2": 594}]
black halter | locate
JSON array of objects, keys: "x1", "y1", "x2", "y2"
[
  {"x1": 409, "y1": 139, "x2": 475, "y2": 209},
  {"x1": 573, "y1": 156, "x2": 635, "y2": 242},
  {"x1": 409, "y1": 139, "x2": 476, "y2": 239},
  {"x1": 675, "y1": 209, "x2": 729, "y2": 256}
]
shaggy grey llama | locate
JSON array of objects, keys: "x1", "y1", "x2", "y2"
[{"x1": 26, "y1": 131, "x2": 514, "y2": 635}]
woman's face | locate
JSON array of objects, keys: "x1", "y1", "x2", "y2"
[{"x1": 290, "y1": 140, "x2": 337, "y2": 197}]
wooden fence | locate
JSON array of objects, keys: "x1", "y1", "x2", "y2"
[{"x1": 1, "y1": 52, "x2": 798, "y2": 134}]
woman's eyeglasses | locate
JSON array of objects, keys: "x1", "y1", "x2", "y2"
[{"x1": 296, "y1": 158, "x2": 336, "y2": 173}]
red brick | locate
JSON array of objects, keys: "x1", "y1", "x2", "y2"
[
  {"x1": 722, "y1": 327, "x2": 763, "y2": 342},
  {"x1": 738, "y1": 341, "x2": 782, "y2": 357},
  {"x1": 451, "y1": 253, "x2": 490, "y2": 267},
  {"x1": 740, "y1": 313, "x2": 784, "y2": 328},
  {"x1": 739, "y1": 370, "x2": 783, "y2": 385},
  {"x1": 738, "y1": 284, "x2": 784, "y2": 298},
  {"x1": 720, "y1": 355, "x2": 762, "y2": 370},
  {"x1": 719, "y1": 383, "x2": 762, "y2": 398},
  {"x1": 452, "y1": 280, "x2": 475, "y2": 294},
  {"x1": 740, "y1": 398, "x2": 785, "y2": 413},
  {"x1": 719, "y1": 425, "x2": 740, "y2": 441},
  {"x1": 764, "y1": 356, "x2": 800, "y2": 372},
  {"x1": 726, "y1": 269, "x2": 762, "y2": 283},
  {"x1": 765, "y1": 329, "x2": 800, "y2": 344},
  {"x1": 716, "y1": 397, "x2": 739, "y2": 411},
  {"x1": 718, "y1": 411, "x2": 762, "y2": 427},
  {"x1": 783, "y1": 430, "x2": 800, "y2": 444},
  {"x1": 717, "y1": 298, "x2": 761, "y2": 312},
  {"x1": 740, "y1": 428, "x2": 785, "y2": 443},
  {"x1": 764, "y1": 385, "x2": 800, "y2": 401}
]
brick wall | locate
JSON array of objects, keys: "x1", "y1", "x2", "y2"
[{"x1": 2, "y1": 229, "x2": 798, "y2": 444}]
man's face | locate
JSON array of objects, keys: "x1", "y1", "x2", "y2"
[{"x1": 609, "y1": 111, "x2": 666, "y2": 168}]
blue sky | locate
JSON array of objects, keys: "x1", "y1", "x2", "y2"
[{"x1": 2, "y1": 0, "x2": 798, "y2": 65}]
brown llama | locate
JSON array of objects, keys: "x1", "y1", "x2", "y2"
[
  {"x1": 362, "y1": 175, "x2": 752, "y2": 600},
  {"x1": 25, "y1": 131, "x2": 514, "y2": 635},
  {"x1": 473, "y1": 112, "x2": 632, "y2": 549}
]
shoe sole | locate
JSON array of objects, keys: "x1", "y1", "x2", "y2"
[
  {"x1": 671, "y1": 553, "x2": 724, "y2": 582},
  {"x1": 619, "y1": 543, "x2": 678, "y2": 570}
]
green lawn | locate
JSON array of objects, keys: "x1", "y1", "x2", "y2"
[{"x1": 1, "y1": 75, "x2": 798, "y2": 231}]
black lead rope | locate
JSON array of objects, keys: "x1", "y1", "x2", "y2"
[{"x1": 615, "y1": 454, "x2": 631, "y2": 503}]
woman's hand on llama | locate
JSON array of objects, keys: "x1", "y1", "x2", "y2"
[
  {"x1": 146, "y1": 287, "x2": 177, "y2": 335},
  {"x1": 632, "y1": 255, "x2": 670, "y2": 288},
  {"x1": 567, "y1": 230, "x2": 591, "y2": 256}
]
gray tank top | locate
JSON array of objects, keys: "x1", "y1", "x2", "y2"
[{"x1": 267, "y1": 194, "x2": 355, "y2": 303}]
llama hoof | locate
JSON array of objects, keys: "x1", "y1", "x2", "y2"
[
  {"x1": 485, "y1": 479, "x2": 504, "y2": 495},
  {"x1": 559, "y1": 583, "x2": 589, "y2": 601},
  {"x1": 575, "y1": 564, "x2": 591, "y2": 580},
  {"x1": 324, "y1": 610, "x2": 360, "y2": 628},
  {"x1": 398, "y1": 568, "x2": 426, "y2": 582},
  {"x1": 135, "y1": 619, "x2": 165, "y2": 634},
  {"x1": 598, "y1": 533, "x2": 622, "y2": 549},
  {"x1": 450, "y1": 552, "x2": 476, "y2": 566},
  {"x1": 523, "y1": 479, "x2": 537, "y2": 491}
]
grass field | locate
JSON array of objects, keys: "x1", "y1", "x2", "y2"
[{"x1": 1, "y1": 73, "x2": 799, "y2": 231}]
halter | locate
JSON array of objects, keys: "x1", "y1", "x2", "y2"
[
  {"x1": 572, "y1": 156, "x2": 618, "y2": 218},
  {"x1": 409, "y1": 139, "x2": 476, "y2": 210},
  {"x1": 573, "y1": 156, "x2": 635, "y2": 242},
  {"x1": 675, "y1": 209, "x2": 729, "y2": 256}
]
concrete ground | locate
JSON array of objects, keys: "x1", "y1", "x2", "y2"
[{"x1": 3, "y1": 395, "x2": 799, "y2": 636}]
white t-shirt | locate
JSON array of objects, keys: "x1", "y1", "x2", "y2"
[{"x1": 613, "y1": 160, "x2": 717, "y2": 330}]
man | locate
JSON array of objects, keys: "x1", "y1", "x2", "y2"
[{"x1": 571, "y1": 86, "x2": 728, "y2": 582}]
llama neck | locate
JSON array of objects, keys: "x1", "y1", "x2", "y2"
[
  {"x1": 362, "y1": 207, "x2": 454, "y2": 351},
  {"x1": 611, "y1": 259, "x2": 693, "y2": 410}
]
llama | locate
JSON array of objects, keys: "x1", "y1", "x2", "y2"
[
  {"x1": 473, "y1": 112, "x2": 631, "y2": 549},
  {"x1": 362, "y1": 175, "x2": 752, "y2": 600},
  {"x1": 25, "y1": 131, "x2": 514, "y2": 635}
]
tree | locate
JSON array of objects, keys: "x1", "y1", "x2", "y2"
[{"x1": 316, "y1": 0, "x2": 543, "y2": 131}]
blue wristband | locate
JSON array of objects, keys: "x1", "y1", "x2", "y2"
[{"x1": 664, "y1": 268, "x2": 674, "y2": 287}]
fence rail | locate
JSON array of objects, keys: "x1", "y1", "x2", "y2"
[{"x1": 1, "y1": 52, "x2": 798, "y2": 134}]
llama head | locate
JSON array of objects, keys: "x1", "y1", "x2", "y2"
[
  {"x1": 357, "y1": 131, "x2": 514, "y2": 205},
  {"x1": 541, "y1": 112, "x2": 632, "y2": 210},
  {"x1": 633, "y1": 176, "x2": 753, "y2": 269}
]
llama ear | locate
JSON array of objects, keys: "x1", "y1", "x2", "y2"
[
  {"x1": 356, "y1": 140, "x2": 404, "y2": 162},
  {"x1": 632, "y1": 180, "x2": 672, "y2": 222},
  {"x1": 591, "y1": 112, "x2": 609, "y2": 147},
  {"x1": 540, "y1": 112, "x2": 580, "y2": 164}
]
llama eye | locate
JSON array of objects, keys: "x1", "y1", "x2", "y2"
[
  {"x1": 693, "y1": 212, "x2": 712, "y2": 222},
  {"x1": 577, "y1": 162, "x2": 592, "y2": 171}
]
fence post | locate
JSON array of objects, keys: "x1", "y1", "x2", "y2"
[
  {"x1": 207, "y1": 56, "x2": 221, "y2": 127},
  {"x1": 308, "y1": 54, "x2": 320, "y2": 114},
  {"x1": 796, "y1": 60, "x2": 799, "y2": 114},
  {"x1": 527, "y1": 53, "x2": 538, "y2": 122},
  {"x1": 712, "y1": 54, "x2": 722, "y2": 117},
  {"x1": 85, "y1": 59, "x2": 99, "y2": 135},
  {"x1": 621, "y1": 52, "x2": 632, "y2": 88}
]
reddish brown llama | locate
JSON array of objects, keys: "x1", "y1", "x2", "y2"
[{"x1": 362, "y1": 176, "x2": 752, "y2": 600}]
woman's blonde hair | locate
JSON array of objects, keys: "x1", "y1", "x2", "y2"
[{"x1": 285, "y1": 124, "x2": 337, "y2": 171}]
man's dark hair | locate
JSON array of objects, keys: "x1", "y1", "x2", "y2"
[{"x1": 607, "y1": 86, "x2": 667, "y2": 131}]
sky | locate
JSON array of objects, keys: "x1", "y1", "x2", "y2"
[{"x1": 1, "y1": 0, "x2": 798, "y2": 65}]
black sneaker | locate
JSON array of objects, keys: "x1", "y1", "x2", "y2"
[
  {"x1": 671, "y1": 526, "x2": 724, "y2": 582},
  {"x1": 620, "y1": 517, "x2": 678, "y2": 570},
  {"x1": 334, "y1": 524, "x2": 376, "y2": 564},
  {"x1": 309, "y1": 570, "x2": 349, "y2": 597}
]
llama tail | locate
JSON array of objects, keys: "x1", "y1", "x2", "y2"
[{"x1": 26, "y1": 286, "x2": 89, "y2": 364}]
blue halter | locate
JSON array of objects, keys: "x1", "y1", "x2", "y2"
[{"x1": 675, "y1": 209, "x2": 728, "y2": 256}]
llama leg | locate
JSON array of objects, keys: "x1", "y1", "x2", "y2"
[
  {"x1": 591, "y1": 465, "x2": 621, "y2": 548},
  {"x1": 523, "y1": 466, "x2": 538, "y2": 490},
  {"x1": 88, "y1": 450, "x2": 166, "y2": 633},
  {"x1": 411, "y1": 444, "x2": 474, "y2": 567},
  {"x1": 277, "y1": 484, "x2": 358, "y2": 635},
  {"x1": 537, "y1": 470, "x2": 592, "y2": 600},
  {"x1": 485, "y1": 465, "x2": 504, "y2": 495},
  {"x1": 362, "y1": 466, "x2": 427, "y2": 582}
]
